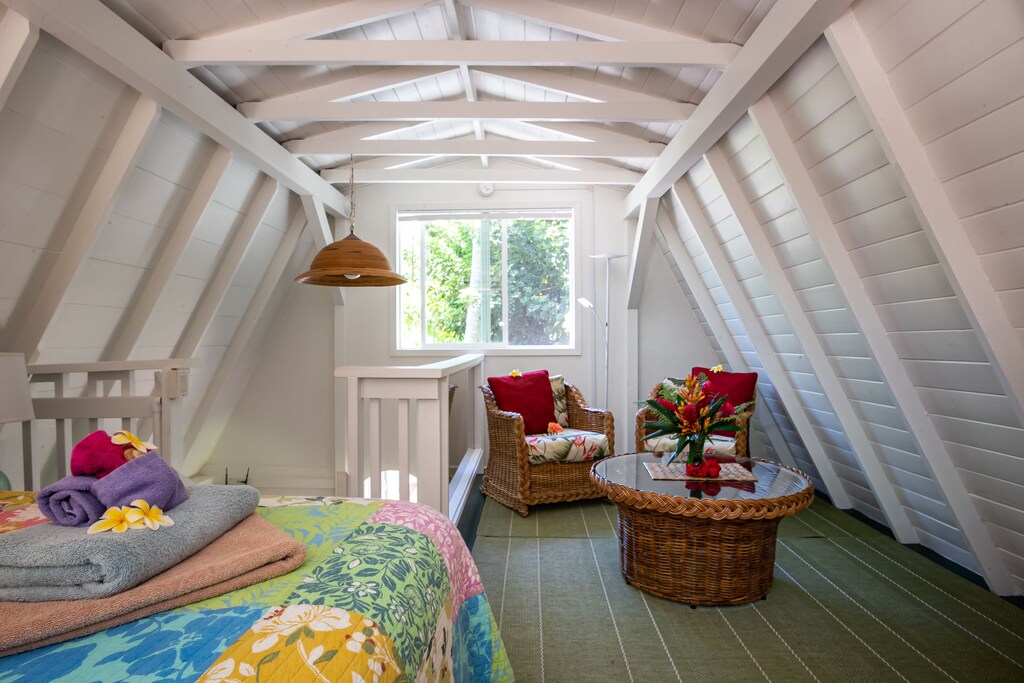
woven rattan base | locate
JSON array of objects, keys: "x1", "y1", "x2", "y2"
[
  {"x1": 615, "y1": 504, "x2": 781, "y2": 606},
  {"x1": 482, "y1": 458, "x2": 608, "y2": 517}
]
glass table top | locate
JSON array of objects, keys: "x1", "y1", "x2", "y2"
[{"x1": 592, "y1": 452, "x2": 811, "y2": 501}]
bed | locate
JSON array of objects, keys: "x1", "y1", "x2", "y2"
[{"x1": 0, "y1": 491, "x2": 513, "y2": 682}]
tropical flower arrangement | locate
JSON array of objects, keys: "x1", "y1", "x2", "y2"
[{"x1": 643, "y1": 366, "x2": 751, "y2": 473}]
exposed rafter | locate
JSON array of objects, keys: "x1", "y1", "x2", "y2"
[
  {"x1": 476, "y1": 66, "x2": 680, "y2": 103},
  {"x1": 706, "y1": 143, "x2": 918, "y2": 543},
  {"x1": 14, "y1": 95, "x2": 160, "y2": 361},
  {"x1": 165, "y1": 40, "x2": 741, "y2": 69},
  {"x1": 674, "y1": 176, "x2": 853, "y2": 508},
  {"x1": 827, "y1": 11, "x2": 1024, "y2": 433},
  {"x1": 625, "y1": 197, "x2": 658, "y2": 309},
  {"x1": 4, "y1": 0, "x2": 349, "y2": 217},
  {"x1": 321, "y1": 165, "x2": 639, "y2": 185},
  {"x1": 653, "y1": 208, "x2": 799, "y2": 469},
  {"x1": 749, "y1": 92, "x2": 1018, "y2": 595},
  {"x1": 175, "y1": 176, "x2": 279, "y2": 358},
  {"x1": 625, "y1": 0, "x2": 854, "y2": 216},
  {"x1": 251, "y1": 66, "x2": 456, "y2": 108},
  {"x1": 206, "y1": 0, "x2": 435, "y2": 40},
  {"x1": 0, "y1": 7, "x2": 37, "y2": 112},
  {"x1": 285, "y1": 138, "x2": 664, "y2": 157},
  {"x1": 241, "y1": 100, "x2": 694, "y2": 122},
  {"x1": 441, "y1": 0, "x2": 488, "y2": 168},
  {"x1": 301, "y1": 195, "x2": 344, "y2": 306}
]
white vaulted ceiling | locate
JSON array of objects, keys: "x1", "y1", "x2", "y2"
[{"x1": 101, "y1": 0, "x2": 774, "y2": 183}]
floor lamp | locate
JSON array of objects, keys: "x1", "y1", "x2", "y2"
[{"x1": 577, "y1": 253, "x2": 624, "y2": 408}]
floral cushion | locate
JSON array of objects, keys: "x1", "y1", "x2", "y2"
[
  {"x1": 642, "y1": 434, "x2": 737, "y2": 457},
  {"x1": 525, "y1": 429, "x2": 609, "y2": 465},
  {"x1": 549, "y1": 375, "x2": 569, "y2": 427}
]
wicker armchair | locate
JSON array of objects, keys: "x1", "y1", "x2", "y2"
[
  {"x1": 481, "y1": 381, "x2": 614, "y2": 516},
  {"x1": 635, "y1": 381, "x2": 754, "y2": 456}
]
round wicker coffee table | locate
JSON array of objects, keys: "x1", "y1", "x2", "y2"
[{"x1": 591, "y1": 453, "x2": 813, "y2": 606}]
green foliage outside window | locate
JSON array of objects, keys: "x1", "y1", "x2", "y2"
[{"x1": 398, "y1": 212, "x2": 572, "y2": 348}]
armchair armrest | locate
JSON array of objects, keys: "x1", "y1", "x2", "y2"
[{"x1": 564, "y1": 383, "x2": 615, "y2": 454}]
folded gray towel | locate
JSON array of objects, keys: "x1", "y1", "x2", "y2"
[{"x1": 0, "y1": 485, "x2": 259, "y2": 602}]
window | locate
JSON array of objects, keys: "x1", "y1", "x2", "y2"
[{"x1": 397, "y1": 208, "x2": 574, "y2": 350}]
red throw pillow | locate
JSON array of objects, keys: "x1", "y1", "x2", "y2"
[
  {"x1": 487, "y1": 370, "x2": 557, "y2": 435},
  {"x1": 692, "y1": 367, "x2": 757, "y2": 437}
]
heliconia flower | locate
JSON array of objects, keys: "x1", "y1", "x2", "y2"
[
  {"x1": 656, "y1": 397, "x2": 677, "y2": 412},
  {"x1": 88, "y1": 506, "x2": 143, "y2": 534},
  {"x1": 508, "y1": 369, "x2": 522, "y2": 377},
  {"x1": 680, "y1": 404, "x2": 699, "y2": 424},
  {"x1": 710, "y1": 365, "x2": 723, "y2": 373},
  {"x1": 111, "y1": 430, "x2": 156, "y2": 460},
  {"x1": 126, "y1": 499, "x2": 174, "y2": 530},
  {"x1": 547, "y1": 422, "x2": 563, "y2": 434}
]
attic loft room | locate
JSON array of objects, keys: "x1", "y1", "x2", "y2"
[{"x1": 1, "y1": 0, "x2": 1023, "y2": 679}]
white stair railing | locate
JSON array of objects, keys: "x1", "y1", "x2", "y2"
[
  {"x1": 335, "y1": 354, "x2": 484, "y2": 523},
  {"x1": 20, "y1": 359, "x2": 197, "y2": 489}
]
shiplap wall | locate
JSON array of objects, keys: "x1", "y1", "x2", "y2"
[
  {"x1": 0, "y1": 34, "x2": 304, "y2": 483},
  {"x1": 661, "y1": 186, "x2": 824, "y2": 492},
  {"x1": 851, "y1": 0, "x2": 1024, "y2": 589}
]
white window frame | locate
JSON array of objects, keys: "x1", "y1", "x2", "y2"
[{"x1": 389, "y1": 200, "x2": 584, "y2": 357}]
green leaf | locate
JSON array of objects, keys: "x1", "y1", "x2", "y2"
[
  {"x1": 315, "y1": 649, "x2": 338, "y2": 665},
  {"x1": 285, "y1": 629, "x2": 303, "y2": 646},
  {"x1": 302, "y1": 625, "x2": 315, "y2": 639},
  {"x1": 257, "y1": 651, "x2": 280, "y2": 669}
]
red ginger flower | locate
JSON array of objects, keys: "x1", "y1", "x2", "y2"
[
  {"x1": 680, "y1": 404, "x2": 699, "y2": 423},
  {"x1": 720, "y1": 402, "x2": 734, "y2": 418},
  {"x1": 656, "y1": 397, "x2": 677, "y2": 412}
]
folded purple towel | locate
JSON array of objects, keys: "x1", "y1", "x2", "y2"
[
  {"x1": 37, "y1": 476, "x2": 105, "y2": 527},
  {"x1": 90, "y1": 451, "x2": 189, "y2": 512}
]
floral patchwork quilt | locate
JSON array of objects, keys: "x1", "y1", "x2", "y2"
[{"x1": 0, "y1": 493, "x2": 513, "y2": 682}]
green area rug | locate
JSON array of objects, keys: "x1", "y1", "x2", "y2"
[{"x1": 471, "y1": 497, "x2": 1024, "y2": 682}]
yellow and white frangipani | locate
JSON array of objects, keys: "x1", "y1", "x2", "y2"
[
  {"x1": 710, "y1": 365, "x2": 724, "y2": 373},
  {"x1": 127, "y1": 499, "x2": 174, "y2": 530},
  {"x1": 87, "y1": 500, "x2": 173, "y2": 534},
  {"x1": 111, "y1": 430, "x2": 156, "y2": 460},
  {"x1": 88, "y1": 506, "x2": 144, "y2": 534}
]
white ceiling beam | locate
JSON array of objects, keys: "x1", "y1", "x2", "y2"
[
  {"x1": 827, "y1": 12, "x2": 1024, "y2": 433},
  {"x1": 653, "y1": 209, "x2": 798, "y2": 469},
  {"x1": 476, "y1": 66, "x2": 679, "y2": 103},
  {"x1": 241, "y1": 100, "x2": 694, "y2": 122},
  {"x1": 183, "y1": 208, "x2": 307, "y2": 475},
  {"x1": 175, "y1": 176, "x2": 279, "y2": 358},
  {"x1": 625, "y1": 197, "x2": 658, "y2": 309},
  {"x1": 322, "y1": 166, "x2": 640, "y2": 184},
  {"x1": 706, "y1": 143, "x2": 918, "y2": 542},
  {"x1": 624, "y1": 0, "x2": 854, "y2": 216},
  {"x1": 0, "y1": 7, "x2": 37, "y2": 112},
  {"x1": 462, "y1": 0, "x2": 708, "y2": 44},
  {"x1": 286, "y1": 138, "x2": 664, "y2": 157},
  {"x1": 165, "y1": 40, "x2": 741, "y2": 69},
  {"x1": 441, "y1": 0, "x2": 489, "y2": 168},
  {"x1": 286, "y1": 122, "x2": 426, "y2": 152},
  {"x1": 254, "y1": 66, "x2": 456, "y2": 108},
  {"x1": 522, "y1": 121, "x2": 658, "y2": 144},
  {"x1": 207, "y1": 0, "x2": 436, "y2": 40},
  {"x1": 3, "y1": 0, "x2": 348, "y2": 217},
  {"x1": 14, "y1": 95, "x2": 160, "y2": 361},
  {"x1": 109, "y1": 145, "x2": 233, "y2": 360},
  {"x1": 675, "y1": 176, "x2": 853, "y2": 508},
  {"x1": 749, "y1": 93, "x2": 1018, "y2": 595},
  {"x1": 301, "y1": 195, "x2": 344, "y2": 306}
]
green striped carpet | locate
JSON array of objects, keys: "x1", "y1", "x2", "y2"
[{"x1": 470, "y1": 497, "x2": 1024, "y2": 682}]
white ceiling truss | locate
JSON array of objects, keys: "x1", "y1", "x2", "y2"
[{"x1": 148, "y1": 0, "x2": 786, "y2": 187}]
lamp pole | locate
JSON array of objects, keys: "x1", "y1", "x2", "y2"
[{"x1": 579, "y1": 253, "x2": 624, "y2": 408}]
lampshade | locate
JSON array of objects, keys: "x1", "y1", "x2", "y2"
[
  {"x1": 295, "y1": 233, "x2": 407, "y2": 287},
  {"x1": 0, "y1": 353, "x2": 33, "y2": 424},
  {"x1": 296, "y1": 163, "x2": 406, "y2": 288}
]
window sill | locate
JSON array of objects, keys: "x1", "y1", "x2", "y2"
[{"x1": 391, "y1": 347, "x2": 581, "y2": 358}]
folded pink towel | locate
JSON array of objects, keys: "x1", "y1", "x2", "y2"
[
  {"x1": 90, "y1": 451, "x2": 189, "y2": 512},
  {"x1": 37, "y1": 476, "x2": 105, "y2": 527},
  {"x1": 70, "y1": 431, "x2": 130, "y2": 479}
]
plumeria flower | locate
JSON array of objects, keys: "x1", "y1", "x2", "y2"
[
  {"x1": 126, "y1": 499, "x2": 174, "y2": 530},
  {"x1": 111, "y1": 430, "x2": 156, "y2": 460},
  {"x1": 88, "y1": 506, "x2": 144, "y2": 534},
  {"x1": 508, "y1": 369, "x2": 522, "y2": 377},
  {"x1": 710, "y1": 365, "x2": 724, "y2": 373}
]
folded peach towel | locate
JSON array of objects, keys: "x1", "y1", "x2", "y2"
[{"x1": 0, "y1": 513, "x2": 306, "y2": 657}]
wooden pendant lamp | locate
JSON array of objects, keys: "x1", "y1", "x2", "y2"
[{"x1": 296, "y1": 165, "x2": 406, "y2": 287}]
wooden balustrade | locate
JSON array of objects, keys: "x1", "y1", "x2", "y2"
[
  {"x1": 335, "y1": 354, "x2": 484, "y2": 523},
  {"x1": 19, "y1": 359, "x2": 198, "y2": 489}
]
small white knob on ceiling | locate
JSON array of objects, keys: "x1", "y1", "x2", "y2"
[{"x1": 478, "y1": 182, "x2": 494, "y2": 197}]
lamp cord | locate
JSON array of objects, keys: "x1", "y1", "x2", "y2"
[{"x1": 348, "y1": 163, "x2": 356, "y2": 235}]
